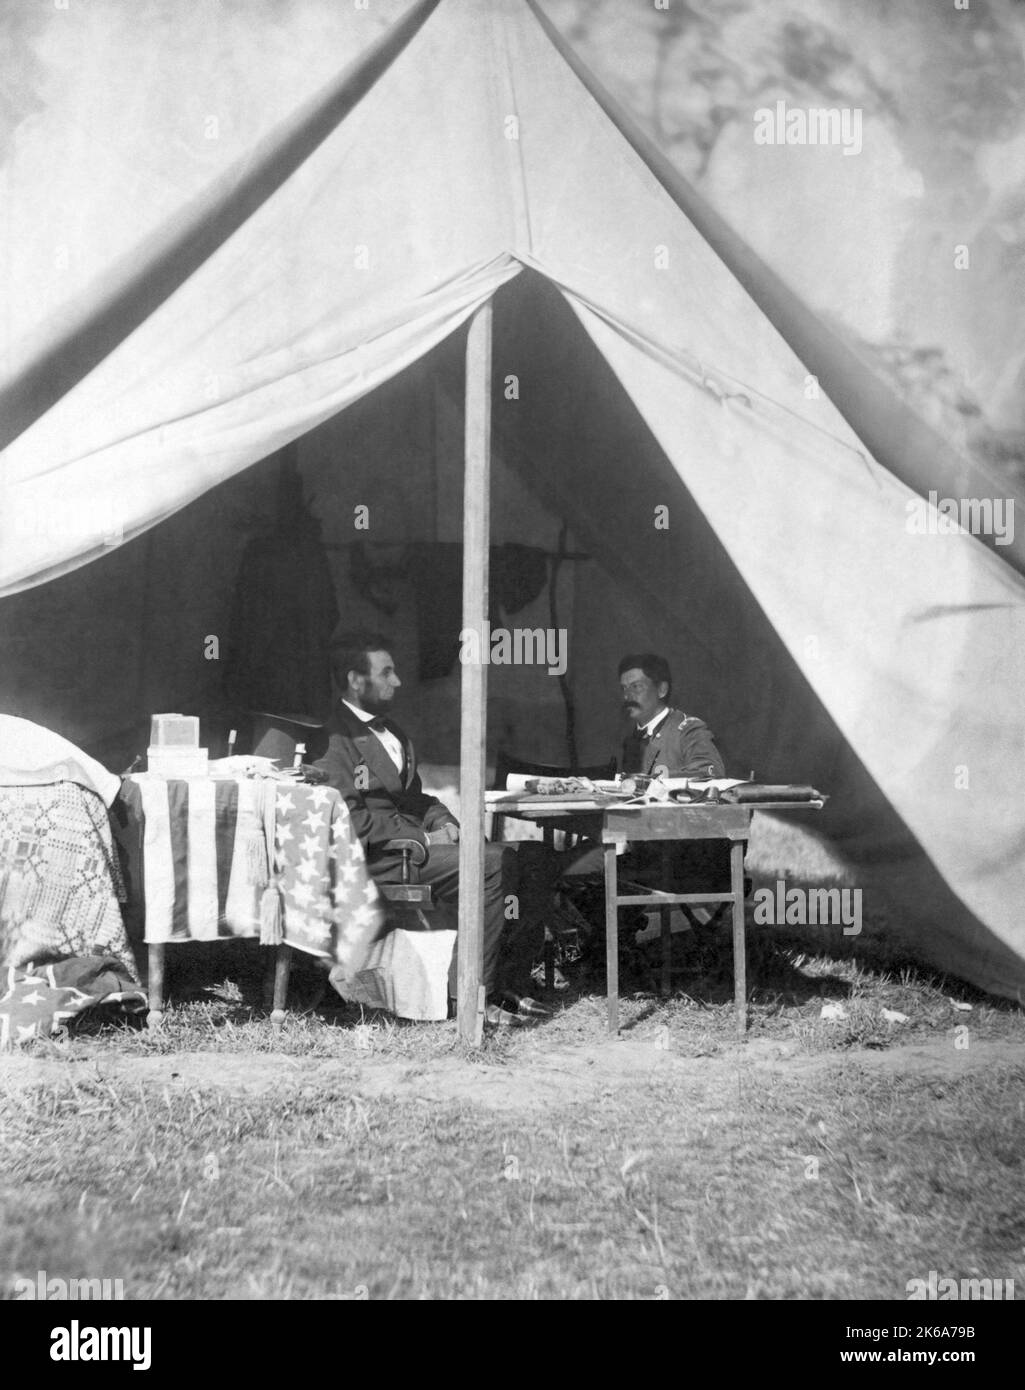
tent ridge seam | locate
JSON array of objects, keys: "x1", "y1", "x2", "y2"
[{"x1": 495, "y1": 4, "x2": 535, "y2": 256}]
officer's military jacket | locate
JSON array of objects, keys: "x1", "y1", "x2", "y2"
[{"x1": 620, "y1": 707, "x2": 725, "y2": 779}]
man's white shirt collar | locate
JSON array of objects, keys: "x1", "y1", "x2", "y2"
[
  {"x1": 637, "y1": 707, "x2": 670, "y2": 737},
  {"x1": 342, "y1": 699, "x2": 404, "y2": 773}
]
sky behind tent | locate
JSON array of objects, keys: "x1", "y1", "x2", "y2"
[{"x1": 547, "y1": 0, "x2": 1025, "y2": 444}]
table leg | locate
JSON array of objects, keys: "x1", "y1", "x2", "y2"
[
  {"x1": 604, "y1": 842, "x2": 619, "y2": 1035},
  {"x1": 271, "y1": 944, "x2": 291, "y2": 1029},
  {"x1": 147, "y1": 943, "x2": 165, "y2": 1030},
  {"x1": 731, "y1": 841, "x2": 747, "y2": 1036},
  {"x1": 659, "y1": 844, "x2": 672, "y2": 997},
  {"x1": 660, "y1": 908, "x2": 672, "y2": 997}
]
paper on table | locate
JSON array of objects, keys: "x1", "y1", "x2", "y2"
[
  {"x1": 501, "y1": 773, "x2": 632, "y2": 798},
  {"x1": 504, "y1": 773, "x2": 539, "y2": 792},
  {"x1": 661, "y1": 777, "x2": 749, "y2": 792},
  {"x1": 207, "y1": 755, "x2": 293, "y2": 780},
  {"x1": 503, "y1": 772, "x2": 607, "y2": 793}
]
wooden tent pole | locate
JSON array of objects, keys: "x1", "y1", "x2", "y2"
[{"x1": 457, "y1": 300, "x2": 493, "y2": 1046}]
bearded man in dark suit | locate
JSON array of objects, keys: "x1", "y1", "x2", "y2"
[{"x1": 314, "y1": 632, "x2": 543, "y2": 1018}]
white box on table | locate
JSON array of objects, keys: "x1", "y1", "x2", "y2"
[{"x1": 146, "y1": 746, "x2": 209, "y2": 778}]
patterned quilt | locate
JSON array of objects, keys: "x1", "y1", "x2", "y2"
[
  {"x1": 0, "y1": 781, "x2": 141, "y2": 1048},
  {"x1": 0, "y1": 781, "x2": 134, "y2": 976}
]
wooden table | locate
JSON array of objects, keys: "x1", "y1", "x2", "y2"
[{"x1": 490, "y1": 795, "x2": 821, "y2": 1037}]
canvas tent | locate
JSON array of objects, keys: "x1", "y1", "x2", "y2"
[{"x1": 1, "y1": 0, "x2": 1024, "y2": 1003}]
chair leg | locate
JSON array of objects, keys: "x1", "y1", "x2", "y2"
[
  {"x1": 147, "y1": 944, "x2": 165, "y2": 1029},
  {"x1": 271, "y1": 943, "x2": 291, "y2": 1029},
  {"x1": 544, "y1": 930, "x2": 555, "y2": 992},
  {"x1": 660, "y1": 908, "x2": 672, "y2": 997}
]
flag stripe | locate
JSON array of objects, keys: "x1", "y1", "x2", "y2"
[
  {"x1": 223, "y1": 777, "x2": 265, "y2": 935},
  {"x1": 139, "y1": 777, "x2": 175, "y2": 943},
  {"x1": 168, "y1": 780, "x2": 191, "y2": 939},
  {"x1": 186, "y1": 776, "x2": 218, "y2": 940},
  {"x1": 215, "y1": 783, "x2": 238, "y2": 921}
]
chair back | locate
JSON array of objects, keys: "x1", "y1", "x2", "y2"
[{"x1": 250, "y1": 713, "x2": 328, "y2": 764}]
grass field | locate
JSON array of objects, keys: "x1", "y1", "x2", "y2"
[{"x1": 2, "y1": 816, "x2": 1023, "y2": 1301}]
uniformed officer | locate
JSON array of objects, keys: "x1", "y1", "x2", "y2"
[
  {"x1": 617, "y1": 653, "x2": 725, "y2": 781},
  {"x1": 513, "y1": 654, "x2": 730, "y2": 953}
]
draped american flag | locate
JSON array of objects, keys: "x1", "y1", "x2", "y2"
[
  {"x1": 0, "y1": 958, "x2": 146, "y2": 1048},
  {"x1": 125, "y1": 776, "x2": 383, "y2": 969},
  {"x1": 271, "y1": 784, "x2": 384, "y2": 969}
]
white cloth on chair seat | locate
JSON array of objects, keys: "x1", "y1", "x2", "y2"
[{"x1": 330, "y1": 927, "x2": 457, "y2": 1022}]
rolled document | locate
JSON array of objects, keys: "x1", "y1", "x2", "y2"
[{"x1": 721, "y1": 784, "x2": 823, "y2": 803}]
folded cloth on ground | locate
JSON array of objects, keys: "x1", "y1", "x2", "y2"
[
  {"x1": 329, "y1": 923, "x2": 456, "y2": 1021},
  {"x1": 0, "y1": 714, "x2": 121, "y2": 806},
  {"x1": 0, "y1": 956, "x2": 146, "y2": 1049}
]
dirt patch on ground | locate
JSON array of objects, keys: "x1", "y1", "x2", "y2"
[{"x1": 1, "y1": 1035, "x2": 1018, "y2": 1111}]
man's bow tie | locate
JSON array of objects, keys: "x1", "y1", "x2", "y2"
[{"x1": 366, "y1": 716, "x2": 389, "y2": 733}]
